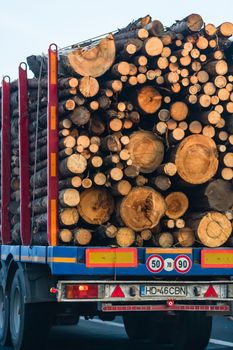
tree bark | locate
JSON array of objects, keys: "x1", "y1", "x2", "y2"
[{"x1": 189, "y1": 179, "x2": 233, "y2": 211}]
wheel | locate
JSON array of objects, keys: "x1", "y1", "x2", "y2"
[
  {"x1": 171, "y1": 312, "x2": 212, "y2": 350},
  {"x1": 10, "y1": 270, "x2": 52, "y2": 350},
  {"x1": 123, "y1": 312, "x2": 167, "y2": 342},
  {"x1": 123, "y1": 313, "x2": 151, "y2": 340},
  {"x1": 0, "y1": 263, "x2": 11, "y2": 347}
]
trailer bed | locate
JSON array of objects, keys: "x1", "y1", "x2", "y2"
[{"x1": 1, "y1": 245, "x2": 233, "y2": 277}]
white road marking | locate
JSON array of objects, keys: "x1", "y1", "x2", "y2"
[
  {"x1": 81, "y1": 317, "x2": 233, "y2": 347},
  {"x1": 209, "y1": 338, "x2": 233, "y2": 347}
]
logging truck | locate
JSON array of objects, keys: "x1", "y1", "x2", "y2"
[{"x1": 1, "y1": 13, "x2": 233, "y2": 350}]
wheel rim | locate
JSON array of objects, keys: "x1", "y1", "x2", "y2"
[
  {"x1": 0, "y1": 286, "x2": 6, "y2": 334},
  {"x1": 12, "y1": 287, "x2": 21, "y2": 336}
]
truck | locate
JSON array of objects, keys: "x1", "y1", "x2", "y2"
[{"x1": 1, "y1": 15, "x2": 233, "y2": 350}]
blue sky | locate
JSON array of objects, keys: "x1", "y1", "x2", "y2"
[{"x1": 0, "y1": 0, "x2": 233, "y2": 79}]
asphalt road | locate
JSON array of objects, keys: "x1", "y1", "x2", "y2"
[
  {"x1": 49, "y1": 316, "x2": 233, "y2": 350},
  {"x1": 1, "y1": 315, "x2": 233, "y2": 350}
]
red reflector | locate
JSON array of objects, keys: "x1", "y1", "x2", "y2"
[
  {"x1": 66, "y1": 284, "x2": 98, "y2": 299},
  {"x1": 167, "y1": 300, "x2": 174, "y2": 307},
  {"x1": 204, "y1": 285, "x2": 218, "y2": 298},
  {"x1": 111, "y1": 285, "x2": 125, "y2": 298}
]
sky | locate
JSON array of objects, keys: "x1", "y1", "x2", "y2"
[{"x1": 0, "y1": 0, "x2": 233, "y2": 80}]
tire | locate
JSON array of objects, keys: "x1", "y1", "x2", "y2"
[
  {"x1": 171, "y1": 312, "x2": 212, "y2": 350},
  {"x1": 9, "y1": 270, "x2": 52, "y2": 350},
  {"x1": 123, "y1": 313, "x2": 151, "y2": 341},
  {"x1": 123, "y1": 312, "x2": 166, "y2": 342},
  {"x1": 0, "y1": 264, "x2": 11, "y2": 347}
]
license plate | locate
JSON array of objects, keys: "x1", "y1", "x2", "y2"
[{"x1": 140, "y1": 285, "x2": 187, "y2": 297}]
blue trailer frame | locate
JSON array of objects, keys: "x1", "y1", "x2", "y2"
[{"x1": 1, "y1": 245, "x2": 233, "y2": 277}]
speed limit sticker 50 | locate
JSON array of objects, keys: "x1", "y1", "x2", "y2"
[
  {"x1": 146, "y1": 255, "x2": 164, "y2": 273},
  {"x1": 174, "y1": 255, "x2": 192, "y2": 273}
]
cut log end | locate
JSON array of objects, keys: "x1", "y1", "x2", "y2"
[
  {"x1": 165, "y1": 192, "x2": 189, "y2": 219},
  {"x1": 197, "y1": 212, "x2": 232, "y2": 248},
  {"x1": 137, "y1": 86, "x2": 162, "y2": 114},
  {"x1": 175, "y1": 135, "x2": 219, "y2": 184},
  {"x1": 78, "y1": 188, "x2": 114, "y2": 225},
  {"x1": 120, "y1": 186, "x2": 166, "y2": 231},
  {"x1": 65, "y1": 35, "x2": 116, "y2": 77},
  {"x1": 116, "y1": 227, "x2": 135, "y2": 247}
]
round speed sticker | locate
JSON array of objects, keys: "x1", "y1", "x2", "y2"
[
  {"x1": 174, "y1": 255, "x2": 192, "y2": 273},
  {"x1": 146, "y1": 255, "x2": 164, "y2": 273}
]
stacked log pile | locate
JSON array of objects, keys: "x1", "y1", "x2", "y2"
[{"x1": 1, "y1": 14, "x2": 233, "y2": 248}]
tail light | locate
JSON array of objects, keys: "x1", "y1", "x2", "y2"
[{"x1": 65, "y1": 284, "x2": 99, "y2": 299}]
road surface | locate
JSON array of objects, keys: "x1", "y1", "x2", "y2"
[
  {"x1": 1, "y1": 315, "x2": 233, "y2": 349},
  {"x1": 44, "y1": 315, "x2": 233, "y2": 350}
]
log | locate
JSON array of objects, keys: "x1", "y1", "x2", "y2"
[
  {"x1": 174, "y1": 227, "x2": 195, "y2": 247},
  {"x1": 151, "y1": 175, "x2": 172, "y2": 191},
  {"x1": 156, "y1": 232, "x2": 174, "y2": 248},
  {"x1": 93, "y1": 173, "x2": 107, "y2": 186},
  {"x1": 189, "y1": 179, "x2": 233, "y2": 211},
  {"x1": 78, "y1": 188, "x2": 114, "y2": 225},
  {"x1": 137, "y1": 86, "x2": 162, "y2": 114},
  {"x1": 79, "y1": 76, "x2": 99, "y2": 97},
  {"x1": 60, "y1": 208, "x2": 79, "y2": 226},
  {"x1": 74, "y1": 228, "x2": 92, "y2": 246},
  {"x1": 101, "y1": 135, "x2": 121, "y2": 153},
  {"x1": 205, "y1": 60, "x2": 228, "y2": 75},
  {"x1": 59, "y1": 229, "x2": 73, "y2": 243},
  {"x1": 156, "y1": 163, "x2": 177, "y2": 177},
  {"x1": 165, "y1": 192, "x2": 189, "y2": 219},
  {"x1": 188, "y1": 212, "x2": 232, "y2": 247},
  {"x1": 217, "y1": 22, "x2": 233, "y2": 37},
  {"x1": 170, "y1": 101, "x2": 188, "y2": 121},
  {"x1": 59, "y1": 188, "x2": 80, "y2": 207},
  {"x1": 96, "y1": 224, "x2": 118, "y2": 239},
  {"x1": 174, "y1": 135, "x2": 219, "y2": 184},
  {"x1": 116, "y1": 227, "x2": 135, "y2": 247},
  {"x1": 60, "y1": 35, "x2": 116, "y2": 77},
  {"x1": 120, "y1": 186, "x2": 166, "y2": 231},
  {"x1": 170, "y1": 14, "x2": 203, "y2": 33},
  {"x1": 89, "y1": 114, "x2": 105, "y2": 135},
  {"x1": 144, "y1": 19, "x2": 164, "y2": 36},
  {"x1": 59, "y1": 154, "x2": 87, "y2": 177},
  {"x1": 143, "y1": 37, "x2": 163, "y2": 56},
  {"x1": 112, "y1": 180, "x2": 132, "y2": 196},
  {"x1": 70, "y1": 107, "x2": 91, "y2": 126},
  {"x1": 127, "y1": 131, "x2": 164, "y2": 173},
  {"x1": 59, "y1": 176, "x2": 82, "y2": 190},
  {"x1": 31, "y1": 196, "x2": 47, "y2": 214}
]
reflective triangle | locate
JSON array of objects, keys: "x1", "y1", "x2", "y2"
[
  {"x1": 111, "y1": 285, "x2": 125, "y2": 298},
  {"x1": 204, "y1": 285, "x2": 218, "y2": 298}
]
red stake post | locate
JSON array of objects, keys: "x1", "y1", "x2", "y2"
[
  {"x1": 18, "y1": 63, "x2": 31, "y2": 245},
  {"x1": 47, "y1": 44, "x2": 59, "y2": 246},
  {"x1": 1, "y1": 76, "x2": 11, "y2": 244}
]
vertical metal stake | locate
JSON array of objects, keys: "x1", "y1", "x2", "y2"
[{"x1": 47, "y1": 44, "x2": 59, "y2": 246}]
